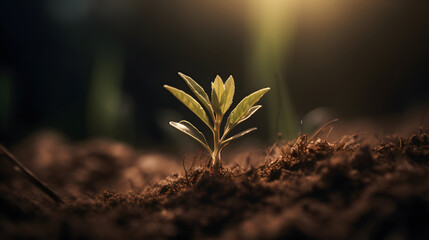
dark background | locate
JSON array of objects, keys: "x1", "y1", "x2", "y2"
[{"x1": 0, "y1": 0, "x2": 428, "y2": 148}]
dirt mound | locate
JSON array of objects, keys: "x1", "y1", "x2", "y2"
[{"x1": 0, "y1": 129, "x2": 428, "y2": 239}]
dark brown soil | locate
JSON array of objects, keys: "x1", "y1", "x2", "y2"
[{"x1": 1, "y1": 128, "x2": 429, "y2": 239}]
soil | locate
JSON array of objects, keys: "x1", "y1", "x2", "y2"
[{"x1": 1, "y1": 125, "x2": 429, "y2": 239}]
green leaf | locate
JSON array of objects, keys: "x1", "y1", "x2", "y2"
[
  {"x1": 223, "y1": 127, "x2": 257, "y2": 145},
  {"x1": 222, "y1": 75, "x2": 235, "y2": 114},
  {"x1": 223, "y1": 106, "x2": 261, "y2": 139},
  {"x1": 226, "y1": 87, "x2": 270, "y2": 131},
  {"x1": 178, "y1": 72, "x2": 214, "y2": 117},
  {"x1": 211, "y1": 75, "x2": 225, "y2": 114},
  {"x1": 213, "y1": 75, "x2": 225, "y2": 98},
  {"x1": 237, "y1": 105, "x2": 261, "y2": 125},
  {"x1": 170, "y1": 120, "x2": 212, "y2": 153},
  {"x1": 164, "y1": 85, "x2": 211, "y2": 128},
  {"x1": 211, "y1": 82, "x2": 221, "y2": 114}
]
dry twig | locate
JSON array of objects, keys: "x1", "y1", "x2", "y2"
[{"x1": 0, "y1": 144, "x2": 64, "y2": 204}]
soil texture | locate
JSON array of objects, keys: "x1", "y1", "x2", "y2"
[{"x1": 0, "y1": 127, "x2": 429, "y2": 239}]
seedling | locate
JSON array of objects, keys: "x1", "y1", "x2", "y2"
[{"x1": 164, "y1": 73, "x2": 269, "y2": 173}]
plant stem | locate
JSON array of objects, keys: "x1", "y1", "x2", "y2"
[{"x1": 212, "y1": 115, "x2": 222, "y2": 173}]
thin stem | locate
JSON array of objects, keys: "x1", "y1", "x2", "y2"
[
  {"x1": 211, "y1": 113, "x2": 223, "y2": 172},
  {"x1": 221, "y1": 123, "x2": 236, "y2": 142},
  {"x1": 221, "y1": 128, "x2": 229, "y2": 142},
  {"x1": 309, "y1": 118, "x2": 339, "y2": 141}
]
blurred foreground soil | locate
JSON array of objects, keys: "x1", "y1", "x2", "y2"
[{"x1": 0, "y1": 117, "x2": 429, "y2": 239}]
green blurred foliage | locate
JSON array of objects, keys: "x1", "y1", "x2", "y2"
[{"x1": 87, "y1": 43, "x2": 125, "y2": 138}]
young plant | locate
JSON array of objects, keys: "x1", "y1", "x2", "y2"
[{"x1": 164, "y1": 73, "x2": 270, "y2": 173}]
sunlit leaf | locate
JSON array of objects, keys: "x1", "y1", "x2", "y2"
[
  {"x1": 213, "y1": 75, "x2": 225, "y2": 98},
  {"x1": 223, "y1": 127, "x2": 257, "y2": 145},
  {"x1": 164, "y1": 85, "x2": 211, "y2": 128},
  {"x1": 223, "y1": 105, "x2": 261, "y2": 139},
  {"x1": 226, "y1": 87, "x2": 270, "y2": 131},
  {"x1": 178, "y1": 72, "x2": 214, "y2": 117},
  {"x1": 211, "y1": 83, "x2": 221, "y2": 114},
  {"x1": 211, "y1": 75, "x2": 224, "y2": 114},
  {"x1": 237, "y1": 105, "x2": 261, "y2": 125},
  {"x1": 170, "y1": 120, "x2": 211, "y2": 153},
  {"x1": 222, "y1": 76, "x2": 235, "y2": 114}
]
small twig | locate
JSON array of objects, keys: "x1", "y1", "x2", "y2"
[
  {"x1": 182, "y1": 156, "x2": 189, "y2": 186},
  {"x1": 264, "y1": 142, "x2": 278, "y2": 166},
  {"x1": 325, "y1": 126, "x2": 334, "y2": 140},
  {"x1": 269, "y1": 156, "x2": 280, "y2": 167},
  {"x1": 309, "y1": 118, "x2": 339, "y2": 141},
  {"x1": 0, "y1": 144, "x2": 64, "y2": 204},
  {"x1": 191, "y1": 152, "x2": 199, "y2": 169}
]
